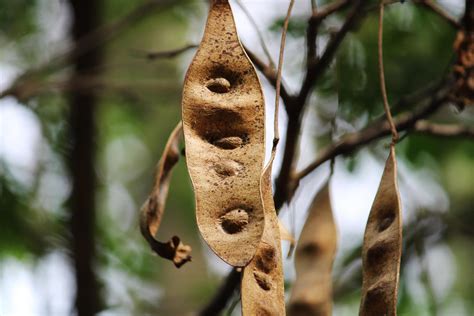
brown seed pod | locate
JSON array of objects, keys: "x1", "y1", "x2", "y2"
[
  {"x1": 139, "y1": 122, "x2": 192, "y2": 268},
  {"x1": 288, "y1": 181, "x2": 338, "y2": 316},
  {"x1": 359, "y1": 147, "x2": 402, "y2": 316},
  {"x1": 181, "y1": 0, "x2": 265, "y2": 266},
  {"x1": 241, "y1": 162, "x2": 285, "y2": 316}
]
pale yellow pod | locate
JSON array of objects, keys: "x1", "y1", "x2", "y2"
[
  {"x1": 359, "y1": 146, "x2": 402, "y2": 316},
  {"x1": 288, "y1": 181, "x2": 338, "y2": 316},
  {"x1": 241, "y1": 162, "x2": 285, "y2": 316},
  {"x1": 181, "y1": 0, "x2": 265, "y2": 267}
]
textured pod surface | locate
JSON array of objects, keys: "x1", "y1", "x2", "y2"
[
  {"x1": 241, "y1": 163, "x2": 285, "y2": 316},
  {"x1": 181, "y1": 0, "x2": 265, "y2": 266},
  {"x1": 359, "y1": 147, "x2": 402, "y2": 316},
  {"x1": 140, "y1": 122, "x2": 192, "y2": 268},
  {"x1": 288, "y1": 181, "x2": 337, "y2": 316}
]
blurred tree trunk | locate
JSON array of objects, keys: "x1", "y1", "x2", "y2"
[{"x1": 67, "y1": 0, "x2": 103, "y2": 315}]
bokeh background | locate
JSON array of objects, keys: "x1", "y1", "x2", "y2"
[{"x1": 0, "y1": 0, "x2": 473, "y2": 315}]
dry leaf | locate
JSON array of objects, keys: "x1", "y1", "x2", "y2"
[
  {"x1": 359, "y1": 147, "x2": 402, "y2": 316},
  {"x1": 241, "y1": 160, "x2": 285, "y2": 315},
  {"x1": 139, "y1": 122, "x2": 192, "y2": 268},
  {"x1": 181, "y1": 0, "x2": 265, "y2": 266},
  {"x1": 288, "y1": 181, "x2": 338, "y2": 316}
]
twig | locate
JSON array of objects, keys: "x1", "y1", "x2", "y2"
[
  {"x1": 235, "y1": 0, "x2": 275, "y2": 68},
  {"x1": 415, "y1": 0, "x2": 461, "y2": 29},
  {"x1": 135, "y1": 44, "x2": 197, "y2": 60},
  {"x1": 378, "y1": 0, "x2": 399, "y2": 145},
  {"x1": 414, "y1": 120, "x2": 474, "y2": 138},
  {"x1": 273, "y1": 0, "x2": 295, "y2": 148},
  {"x1": 273, "y1": 0, "x2": 366, "y2": 210},
  {"x1": 198, "y1": 270, "x2": 241, "y2": 316},
  {"x1": 294, "y1": 78, "x2": 454, "y2": 185},
  {"x1": 244, "y1": 47, "x2": 293, "y2": 112},
  {"x1": 311, "y1": 0, "x2": 350, "y2": 21},
  {"x1": 1, "y1": 0, "x2": 177, "y2": 101}
]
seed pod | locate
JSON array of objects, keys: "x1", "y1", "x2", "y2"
[
  {"x1": 140, "y1": 122, "x2": 192, "y2": 268},
  {"x1": 181, "y1": 0, "x2": 265, "y2": 266},
  {"x1": 359, "y1": 147, "x2": 402, "y2": 316},
  {"x1": 241, "y1": 162, "x2": 285, "y2": 316},
  {"x1": 288, "y1": 181, "x2": 338, "y2": 316}
]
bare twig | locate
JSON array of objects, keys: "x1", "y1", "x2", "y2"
[
  {"x1": 1, "y1": 0, "x2": 177, "y2": 101},
  {"x1": 294, "y1": 79, "x2": 454, "y2": 185},
  {"x1": 273, "y1": 0, "x2": 295, "y2": 148},
  {"x1": 378, "y1": 0, "x2": 399, "y2": 145},
  {"x1": 415, "y1": 0, "x2": 461, "y2": 29},
  {"x1": 244, "y1": 46, "x2": 294, "y2": 112},
  {"x1": 198, "y1": 270, "x2": 241, "y2": 316},
  {"x1": 414, "y1": 120, "x2": 474, "y2": 138},
  {"x1": 135, "y1": 44, "x2": 197, "y2": 60},
  {"x1": 273, "y1": 0, "x2": 367, "y2": 210},
  {"x1": 235, "y1": 0, "x2": 275, "y2": 68}
]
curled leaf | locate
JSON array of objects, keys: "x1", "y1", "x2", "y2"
[
  {"x1": 359, "y1": 147, "x2": 402, "y2": 316},
  {"x1": 289, "y1": 181, "x2": 338, "y2": 316},
  {"x1": 139, "y1": 122, "x2": 192, "y2": 268},
  {"x1": 181, "y1": 0, "x2": 265, "y2": 266}
]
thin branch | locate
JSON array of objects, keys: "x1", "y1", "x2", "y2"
[
  {"x1": 198, "y1": 270, "x2": 241, "y2": 316},
  {"x1": 273, "y1": 0, "x2": 295, "y2": 147},
  {"x1": 311, "y1": 0, "x2": 350, "y2": 21},
  {"x1": 413, "y1": 120, "x2": 474, "y2": 138},
  {"x1": 273, "y1": 0, "x2": 366, "y2": 210},
  {"x1": 135, "y1": 44, "x2": 197, "y2": 60},
  {"x1": 235, "y1": 0, "x2": 275, "y2": 68},
  {"x1": 244, "y1": 46, "x2": 294, "y2": 112},
  {"x1": 297, "y1": 0, "x2": 366, "y2": 109},
  {"x1": 415, "y1": 0, "x2": 461, "y2": 29},
  {"x1": 378, "y1": 0, "x2": 399, "y2": 144},
  {"x1": 1, "y1": 0, "x2": 176, "y2": 101},
  {"x1": 294, "y1": 78, "x2": 454, "y2": 185}
]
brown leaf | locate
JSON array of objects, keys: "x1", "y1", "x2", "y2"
[
  {"x1": 181, "y1": 0, "x2": 265, "y2": 266},
  {"x1": 241, "y1": 159, "x2": 285, "y2": 315},
  {"x1": 359, "y1": 147, "x2": 402, "y2": 316},
  {"x1": 139, "y1": 122, "x2": 192, "y2": 268},
  {"x1": 288, "y1": 181, "x2": 338, "y2": 316}
]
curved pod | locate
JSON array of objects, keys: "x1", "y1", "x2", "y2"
[
  {"x1": 241, "y1": 163, "x2": 285, "y2": 315},
  {"x1": 289, "y1": 181, "x2": 338, "y2": 316},
  {"x1": 181, "y1": 0, "x2": 265, "y2": 266},
  {"x1": 359, "y1": 147, "x2": 402, "y2": 316}
]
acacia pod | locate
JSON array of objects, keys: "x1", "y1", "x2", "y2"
[
  {"x1": 139, "y1": 122, "x2": 192, "y2": 268},
  {"x1": 359, "y1": 147, "x2": 402, "y2": 316},
  {"x1": 288, "y1": 181, "x2": 338, "y2": 316},
  {"x1": 241, "y1": 162, "x2": 285, "y2": 316},
  {"x1": 181, "y1": 0, "x2": 265, "y2": 266}
]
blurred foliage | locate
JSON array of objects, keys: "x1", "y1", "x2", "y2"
[{"x1": 0, "y1": 0, "x2": 473, "y2": 315}]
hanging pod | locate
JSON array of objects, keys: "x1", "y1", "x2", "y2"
[
  {"x1": 241, "y1": 162, "x2": 285, "y2": 316},
  {"x1": 140, "y1": 122, "x2": 192, "y2": 268},
  {"x1": 288, "y1": 181, "x2": 338, "y2": 316},
  {"x1": 359, "y1": 147, "x2": 402, "y2": 316},
  {"x1": 181, "y1": 0, "x2": 266, "y2": 267}
]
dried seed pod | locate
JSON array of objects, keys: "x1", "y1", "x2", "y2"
[
  {"x1": 241, "y1": 163, "x2": 285, "y2": 316},
  {"x1": 181, "y1": 0, "x2": 265, "y2": 266},
  {"x1": 140, "y1": 122, "x2": 192, "y2": 268},
  {"x1": 359, "y1": 147, "x2": 402, "y2": 316},
  {"x1": 288, "y1": 181, "x2": 338, "y2": 316}
]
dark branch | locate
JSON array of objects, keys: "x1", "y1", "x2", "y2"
[{"x1": 294, "y1": 78, "x2": 455, "y2": 185}]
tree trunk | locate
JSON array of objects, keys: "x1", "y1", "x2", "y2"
[{"x1": 67, "y1": 0, "x2": 102, "y2": 315}]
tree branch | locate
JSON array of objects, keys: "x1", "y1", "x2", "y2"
[
  {"x1": 294, "y1": 79, "x2": 455, "y2": 185},
  {"x1": 415, "y1": 0, "x2": 461, "y2": 29},
  {"x1": 0, "y1": 0, "x2": 177, "y2": 101},
  {"x1": 413, "y1": 120, "x2": 474, "y2": 138}
]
